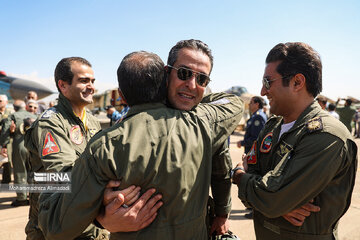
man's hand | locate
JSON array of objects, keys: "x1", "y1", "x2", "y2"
[
  {"x1": 237, "y1": 141, "x2": 242, "y2": 148},
  {"x1": 97, "y1": 186, "x2": 163, "y2": 232},
  {"x1": 10, "y1": 120, "x2": 16, "y2": 133},
  {"x1": 282, "y1": 200, "x2": 320, "y2": 226},
  {"x1": 210, "y1": 216, "x2": 229, "y2": 235},
  {"x1": 241, "y1": 153, "x2": 248, "y2": 171},
  {"x1": 103, "y1": 180, "x2": 141, "y2": 206},
  {"x1": 0, "y1": 147, "x2": 7, "y2": 157}
]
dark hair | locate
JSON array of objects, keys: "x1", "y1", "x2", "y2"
[
  {"x1": 167, "y1": 39, "x2": 214, "y2": 73},
  {"x1": 328, "y1": 103, "x2": 336, "y2": 111},
  {"x1": 266, "y1": 42, "x2": 322, "y2": 97},
  {"x1": 54, "y1": 57, "x2": 92, "y2": 93},
  {"x1": 117, "y1": 51, "x2": 167, "y2": 106},
  {"x1": 252, "y1": 96, "x2": 265, "y2": 109},
  {"x1": 346, "y1": 99, "x2": 352, "y2": 106},
  {"x1": 316, "y1": 96, "x2": 327, "y2": 105}
]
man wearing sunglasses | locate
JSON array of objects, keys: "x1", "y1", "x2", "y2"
[
  {"x1": 231, "y1": 42, "x2": 357, "y2": 239},
  {"x1": 97, "y1": 40, "x2": 235, "y2": 237},
  {"x1": 37, "y1": 50, "x2": 243, "y2": 239},
  {"x1": 165, "y1": 39, "x2": 234, "y2": 237}
]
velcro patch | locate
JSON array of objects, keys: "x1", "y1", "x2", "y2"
[
  {"x1": 246, "y1": 142, "x2": 257, "y2": 164},
  {"x1": 260, "y1": 132, "x2": 273, "y2": 153},
  {"x1": 42, "y1": 132, "x2": 60, "y2": 157},
  {"x1": 209, "y1": 98, "x2": 230, "y2": 105},
  {"x1": 306, "y1": 117, "x2": 323, "y2": 133},
  {"x1": 41, "y1": 107, "x2": 57, "y2": 119},
  {"x1": 70, "y1": 125, "x2": 84, "y2": 145}
]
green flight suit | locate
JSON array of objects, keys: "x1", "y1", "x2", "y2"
[
  {"x1": 37, "y1": 92, "x2": 243, "y2": 240},
  {"x1": 0, "y1": 108, "x2": 13, "y2": 183},
  {"x1": 24, "y1": 94, "x2": 107, "y2": 240},
  {"x1": 0, "y1": 109, "x2": 37, "y2": 200},
  {"x1": 336, "y1": 105, "x2": 356, "y2": 132},
  {"x1": 237, "y1": 101, "x2": 358, "y2": 240}
]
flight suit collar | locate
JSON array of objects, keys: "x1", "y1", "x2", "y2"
[
  {"x1": 124, "y1": 102, "x2": 166, "y2": 119},
  {"x1": 291, "y1": 100, "x2": 322, "y2": 131},
  {"x1": 57, "y1": 93, "x2": 85, "y2": 127}
]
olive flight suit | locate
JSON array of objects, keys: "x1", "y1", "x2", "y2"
[
  {"x1": 24, "y1": 94, "x2": 107, "y2": 240},
  {"x1": 0, "y1": 108, "x2": 13, "y2": 183},
  {"x1": 237, "y1": 101, "x2": 357, "y2": 240},
  {"x1": 0, "y1": 109, "x2": 37, "y2": 201},
  {"x1": 38, "y1": 92, "x2": 243, "y2": 240},
  {"x1": 336, "y1": 105, "x2": 356, "y2": 133}
]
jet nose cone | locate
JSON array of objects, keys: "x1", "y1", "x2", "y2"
[{"x1": 10, "y1": 78, "x2": 55, "y2": 100}]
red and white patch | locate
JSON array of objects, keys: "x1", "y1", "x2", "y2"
[
  {"x1": 246, "y1": 142, "x2": 257, "y2": 164},
  {"x1": 260, "y1": 132, "x2": 273, "y2": 153},
  {"x1": 70, "y1": 125, "x2": 84, "y2": 145},
  {"x1": 42, "y1": 132, "x2": 60, "y2": 157}
]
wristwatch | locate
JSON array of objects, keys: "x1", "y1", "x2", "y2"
[{"x1": 230, "y1": 166, "x2": 245, "y2": 183}]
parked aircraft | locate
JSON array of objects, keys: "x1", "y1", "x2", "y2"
[{"x1": 0, "y1": 70, "x2": 54, "y2": 100}]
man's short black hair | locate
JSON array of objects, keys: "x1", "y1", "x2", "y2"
[
  {"x1": 266, "y1": 42, "x2": 322, "y2": 98},
  {"x1": 252, "y1": 96, "x2": 265, "y2": 109},
  {"x1": 54, "y1": 57, "x2": 92, "y2": 94},
  {"x1": 167, "y1": 39, "x2": 214, "y2": 74},
  {"x1": 117, "y1": 51, "x2": 167, "y2": 106},
  {"x1": 328, "y1": 103, "x2": 336, "y2": 111}
]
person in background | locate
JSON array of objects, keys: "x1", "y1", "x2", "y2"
[
  {"x1": 316, "y1": 96, "x2": 327, "y2": 110},
  {"x1": 0, "y1": 100, "x2": 37, "y2": 206},
  {"x1": 328, "y1": 103, "x2": 339, "y2": 120},
  {"x1": 335, "y1": 98, "x2": 356, "y2": 133},
  {"x1": 0, "y1": 94, "x2": 14, "y2": 183},
  {"x1": 236, "y1": 96, "x2": 267, "y2": 219}
]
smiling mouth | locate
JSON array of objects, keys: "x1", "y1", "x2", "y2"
[{"x1": 178, "y1": 92, "x2": 195, "y2": 100}]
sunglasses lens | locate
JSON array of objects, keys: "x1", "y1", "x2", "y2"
[
  {"x1": 197, "y1": 75, "x2": 210, "y2": 87},
  {"x1": 177, "y1": 68, "x2": 193, "y2": 81},
  {"x1": 263, "y1": 78, "x2": 269, "y2": 89}
]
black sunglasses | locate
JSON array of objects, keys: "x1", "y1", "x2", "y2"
[
  {"x1": 167, "y1": 65, "x2": 210, "y2": 87},
  {"x1": 262, "y1": 75, "x2": 292, "y2": 90}
]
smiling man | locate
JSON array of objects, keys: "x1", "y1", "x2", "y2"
[
  {"x1": 24, "y1": 57, "x2": 108, "y2": 240},
  {"x1": 231, "y1": 42, "x2": 357, "y2": 239}
]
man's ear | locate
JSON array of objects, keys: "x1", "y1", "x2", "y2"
[
  {"x1": 293, "y1": 73, "x2": 306, "y2": 90},
  {"x1": 58, "y1": 80, "x2": 67, "y2": 93},
  {"x1": 118, "y1": 88, "x2": 128, "y2": 105}
]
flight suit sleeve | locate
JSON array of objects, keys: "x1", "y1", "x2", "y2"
[
  {"x1": 0, "y1": 116, "x2": 12, "y2": 146},
  {"x1": 38, "y1": 140, "x2": 116, "y2": 240},
  {"x1": 211, "y1": 141, "x2": 232, "y2": 216},
  {"x1": 198, "y1": 92, "x2": 244, "y2": 153},
  {"x1": 237, "y1": 132, "x2": 350, "y2": 218},
  {"x1": 26, "y1": 118, "x2": 79, "y2": 172}
]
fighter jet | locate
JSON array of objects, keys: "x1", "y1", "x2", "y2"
[{"x1": 0, "y1": 70, "x2": 54, "y2": 100}]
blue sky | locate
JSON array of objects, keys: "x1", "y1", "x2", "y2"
[{"x1": 1, "y1": 0, "x2": 359, "y2": 102}]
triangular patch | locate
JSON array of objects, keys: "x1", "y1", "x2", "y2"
[
  {"x1": 42, "y1": 132, "x2": 60, "y2": 157},
  {"x1": 246, "y1": 142, "x2": 257, "y2": 164}
]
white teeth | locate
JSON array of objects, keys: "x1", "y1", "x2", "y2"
[{"x1": 179, "y1": 93, "x2": 193, "y2": 99}]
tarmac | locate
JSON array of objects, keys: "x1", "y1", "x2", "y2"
[{"x1": 0, "y1": 132, "x2": 359, "y2": 240}]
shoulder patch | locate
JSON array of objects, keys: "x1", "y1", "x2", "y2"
[
  {"x1": 306, "y1": 117, "x2": 323, "y2": 133},
  {"x1": 42, "y1": 132, "x2": 60, "y2": 157},
  {"x1": 41, "y1": 107, "x2": 57, "y2": 119},
  {"x1": 209, "y1": 98, "x2": 230, "y2": 105},
  {"x1": 260, "y1": 132, "x2": 273, "y2": 153},
  {"x1": 246, "y1": 142, "x2": 257, "y2": 164}
]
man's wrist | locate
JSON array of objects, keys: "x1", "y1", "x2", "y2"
[{"x1": 230, "y1": 166, "x2": 245, "y2": 184}]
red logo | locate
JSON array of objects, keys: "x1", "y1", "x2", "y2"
[
  {"x1": 42, "y1": 132, "x2": 60, "y2": 156},
  {"x1": 246, "y1": 142, "x2": 257, "y2": 164}
]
